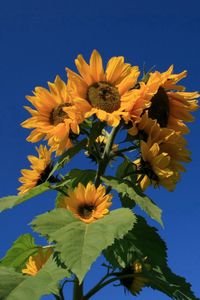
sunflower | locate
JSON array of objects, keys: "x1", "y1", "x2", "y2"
[
  {"x1": 129, "y1": 112, "x2": 191, "y2": 165},
  {"x1": 21, "y1": 76, "x2": 87, "y2": 156},
  {"x1": 134, "y1": 141, "x2": 180, "y2": 191},
  {"x1": 120, "y1": 261, "x2": 149, "y2": 295},
  {"x1": 66, "y1": 50, "x2": 150, "y2": 127},
  {"x1": 85, "y1": 131, "x2": 118, "y2": 162},
  {"x1": 143, "y1": 66, "x2": 199, "y2": 133},
  {"x1": 58, "y1": 182, "x2": 112, "y2": 223},
  {"x1": 22, "y1": 248, "x2": 53, "y2": 276},
  {"x1": 18, "y1": 145, "x2": 53, "y2": 195}
]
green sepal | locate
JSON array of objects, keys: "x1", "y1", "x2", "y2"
[
  {"x1": 0, "y1": 257, "x2": 69, "y2": 300},
  {"x1": 31, "y1": 208, "x2": 137, "y2": 282},
  {"x1": 102, "y1": 176, "x2": 163, "y2": 226},
  {"x1": 0, "y1": 182, "x2": 50, "y2": 213},
  {"x1": 0, "y1": 234, "x2": 39, "y2": 272}
]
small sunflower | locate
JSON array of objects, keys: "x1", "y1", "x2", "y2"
[
  {"x1": 22, "y1": 248, "x2": 53, "y2": 276},
  {"x1": 144, "y1": 66, "x2": 199, "y2": 133},
  {"x1": 120, "y1": 261, "x2": 149, "y2": 295},
  {"x1": 66, "y1": 50, "x2": 150, "y2": 127},
  {"x1": 18, "y1": 145, "x2": 53, "y2": 195},
  {"x1": 85, "y1": 131, "x2": 118, "y2": 162},
  {"x1": 58, "y1": 182, "x2": 112, "y2": 223},
  {"x1": 134, "y1": 141, "x2": 180, "y2": 191},
  {"x1": 21, "y1": 76, "x2": 86, "y2": 156}
]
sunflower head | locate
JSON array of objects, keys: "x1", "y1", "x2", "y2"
[
  {"x1": 66, "y1": 50, "x2": 152, "y2": 127},
  {"x1": 18, "y1": 145, "x2": 53, "y2": 195},
  {"x1": 134, "y1": 141, "x2": 180, "y2": 191},
  {"x1": 120, "y1": 261, "x2": 149, "y2": 295},
  {"x1": 22, "y1": 248, "x2": 53, "y2": 276},
  {"x1": 58, "y1": 182, "x2": 112, "y2": 223},
  {"x1": 21, "y1": 75, "x2": 85, "y2": 156},
  {"x1": 85, "y1": 132, "x2": 118, "y2": 162},
  {"x1": 144, "y1": 66, "x2": 199, "y2": 133}
]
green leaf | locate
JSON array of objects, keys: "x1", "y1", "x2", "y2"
[
  {"x1": 68, "y1": 169, "x2": 96, "y2": 187},
  {"x1": 147, "y1": 265, "x2": 199, "y2": 300},
  {"x1": 0, "y1": 182, "x2": 50, "y2": 213},
  {"x1": 0, "y1": 257, "x2": 69, "y2": 300},
  {"x1": 104, "y1": 216, "x2": 167, "y2": 268},
  {"x1": 116, "y1": 158, "x2": 135, "y2": 180},
  {"x1": 48, "y1": 139, "x2": 88, "y2": 178},
  {"x1": 102, "y1": 176, "x2": 163, "y2": 226},
  {"x1": 0, "y1": 267, "x2": 24, "y2": 299},
  {"x1": 0, "y1": 234, "x2": 39, "y2": 272},
  {"x1": 31, "y1": 208, "x2": 137, "y2": 282}
]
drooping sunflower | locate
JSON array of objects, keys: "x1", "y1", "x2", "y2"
[
  {"x1": 66, "y1": 50, "x2": 151, "y2": 127},
  {"x1": 22, "y1": 248, "x2": 53, "y2": 276},
  {"x1": 21, "y1": 76, "x2": 87, "y2": 156},
  {"x1": 18, "y1": 145, "x2": 53, "y2": 195},
  {"x1": 120, "y1": 261, "x2": 149, "y2": 295},
  {"x1": 129, "y1": 112, "x2": 191, "y2": 167},
  {"x1": 58, "y1": 182, "x2": 112, "y2": 223},
  {"x1": 143, "y1": 66, "x2": 199, "y2": 133},
  {"x1": 134, "y1": 141, "x2": 180, "y2": 191}
]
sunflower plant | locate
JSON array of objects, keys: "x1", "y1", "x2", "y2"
[{"x1": 0, "y1": 50, "x2": 199, "y2": 300}]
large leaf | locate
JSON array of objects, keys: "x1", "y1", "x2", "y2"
[
  {"x1": 147, "y1": 266, "x2": 199, "y2": 300},
  {"x1": 31, "y1": 208, "x2": 136, "y2": 282},
  {"x1": 48, "y1": 139, "x2": 87, "y2": 178},
  {"x1": 68, "y1": 169, "x2": 96, "y2": 187},
  {"x1": 104, "y1": 215, "x2": 199, "y2": 300},
  {"x1": 104, "y1": 216, "x2": 167, "y2": 268},
  {"x1": 102, "y1": 176, "x2": 163, "y2": 226},
  {"x1": 0, "y1": 267, "x2": 24, "y2": 299},
  {"x1": 0, "y1": 234, "x2": 39, "y2": 272},
  {"x1": 0, "y1": 257, "x2": 69, "y2": 300},
  {"x1": 0, "y1": 182, "x2": 50, "y2": 213}
]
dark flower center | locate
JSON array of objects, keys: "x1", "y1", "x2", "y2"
[
  {"x1": 36, "y1": 164, "x2": 53, "y2": 186},
  {"x1": 50, "y1": 103, "x2": 71, "y2": 126},
  {"x1": 78, "y1": 204, "x2": 95, "y2": 219},
  {"x1": 139, "y1": 160, "x2": 158, "y2": 182},
  {"x1": 87, "y1": 81, "x2": 120, "y2": 113},
  {"x1": 148, "y1": 87, "x2": 170, "y2": 127}
]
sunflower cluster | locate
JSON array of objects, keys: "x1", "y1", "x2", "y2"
[{"x1": 19, "y1": 49, "x2": 198, "y2": 199}]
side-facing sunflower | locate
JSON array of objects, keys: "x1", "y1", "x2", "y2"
[
  {"x1": 18, "y1": 145, "x2": 53, "y2": 195},
  {"x1": 143, "y1": 66, "x2": 199, "y2": 133},
  {"x1": 134, "y1": 141, "x2": 180, "y2": 191},
  {"x1": 120, "y1": 261, "x2": 149, "y2": 295},
  {"x1": 58, "y1": 182, "x2": 112, "y2": 223},
  {"x1": 21, "y1": 75, "x2": 87, "y2": 156},
  {"x1": 22, "y1": 248, "x2": 53, "y2": 276},
  {"x1": 66, "y1": 50, "x2": 151, "y2": 127},
  {"x1": 129, "y1": 112, "x2": 191, "y2": 167}
]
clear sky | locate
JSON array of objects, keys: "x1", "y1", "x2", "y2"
[{"x1": 0, "y1": 0, "x2": 200, "y2": 299}]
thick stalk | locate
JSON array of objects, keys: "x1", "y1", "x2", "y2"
[
  {"x1": 83, "y1": 274, "x2": 135, "y2": 300},
  {"x1": 95, "y1": 125, "x2": 120, "y2": 187},
  {"x1": 73, "y1": 277, "x2": 83, "y2": 300}
]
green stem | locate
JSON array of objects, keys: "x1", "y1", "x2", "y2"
[
  {"x1": 95, "y1": 125, "x2": 120, "y2": 187},
  {"x1": 73, "y1": 277, "x2": 83, "y2": 300},
  {"x1": 115, "y1": 145, "x2": 138, "y2": 154},
  {"x1": 83, "y1": 274, "x2": 135, "y2": 300}
]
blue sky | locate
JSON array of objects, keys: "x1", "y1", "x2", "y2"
[{"x1": 0, "y1": 0, "x2": 200, "y2": 299}]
